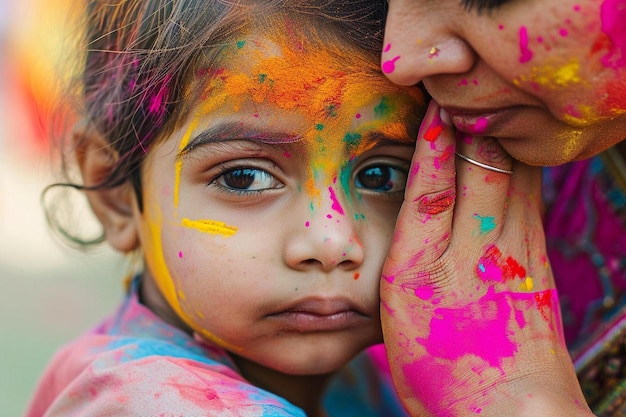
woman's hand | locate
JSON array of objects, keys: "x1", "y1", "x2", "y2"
[{"x1": 381, "y1": 101, "x2": 593, "y2": 416}]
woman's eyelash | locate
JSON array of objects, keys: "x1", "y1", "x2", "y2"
[{"x1": 460, "y1": 0, "x2": 511, "y2": 13}]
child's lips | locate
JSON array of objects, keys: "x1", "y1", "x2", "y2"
[{"x1": 268, "y1": 298, "x2": 369, "y2": 332}]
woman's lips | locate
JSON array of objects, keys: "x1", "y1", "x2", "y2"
[
  {"x1": 444, "y1": 106, "x2": 523, "y2": 136},
  {"x1": 268, "y1": 298, "x2": 369, "y2": 332}
]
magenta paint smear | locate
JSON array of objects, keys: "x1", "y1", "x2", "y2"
[
  {"x1": 402, "y1": 358, "x2": 459, "y2": 417},
  {"x1": 518, "y1": 26, "x2": 534, "y2": 63},
  {"x1": 434, "y1": 145, "x2": 454, "y2": 170},
  {"x1": 382, "y1": 274, "x2": 395, "y2": 284},
  {"x1": 417, "y1": 285, "x2": 518, "y2": 368},
  {"x1": 328, "y1": 187, "x2": 344, "y2": 215},
  {"x1": 601, "y1": 0, "x2": 626, "y2": 68},
  {"x1": 473, "y1": 117, "x2": 488, "y2": 134},
  {"x1": 402, "y1": 287, "x2": 562, "y2": 416},
  {"x1": 382, "y1": 56, "x2": 401, "y2": 74},
  {"x1": 414, "y1": 285, "x2": 435, "y2": 300}
]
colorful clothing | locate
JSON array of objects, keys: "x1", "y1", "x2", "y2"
[
  {"x1": 543, "y1": 148, "x2": 626, "y2": 415},
  {"x1": 26, "y1": 277, "x2": 408, "y2": 417},
  {"x1": 544, "y1": 150, "x2": 626, "y2": 350}
]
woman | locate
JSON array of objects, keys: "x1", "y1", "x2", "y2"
[{"x1": 378, "y1": 1, "x2": 626, "y2": 416}]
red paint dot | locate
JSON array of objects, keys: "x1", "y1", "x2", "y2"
[
  {"x1": 353, "y1": 272, "x2": 360, "y2": 280},
  {"x1": 355, "y1": 113, "x2": 361, "y2": 119},
  {"x1": 424, "y1": 125, "x2": 443, "y2": 142},
  {"x1": 326, "y1": 214, "x2": 332, "y2": 219},
  {"x1": 305, "y1": 221, "x2": 310, "y2": 227},
  {"x1": 178, "y1": 251, "x2": 183, "y2": 258}
]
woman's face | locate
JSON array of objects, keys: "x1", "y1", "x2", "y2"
[
  {"x1": 135, "y1": 28, "x2": 424, "y2": 377},
  {"x1": 383, "y1": 0, "x2": 626, "y2": 165}
]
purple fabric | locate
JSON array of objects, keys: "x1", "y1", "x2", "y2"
[{"x1": 543, "y1": 154, "x2": 626, "y2": 349}]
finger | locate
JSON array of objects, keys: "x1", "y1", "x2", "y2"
[
  {"x1": 452, "y1": 135, "x2": 514, "y2": 250},
  {"x1": 384, "y1": 100, "x2": 456, "y2": 282},
  {"x1": 501, "y1": 161, "x2": 550, "y2": 287}
]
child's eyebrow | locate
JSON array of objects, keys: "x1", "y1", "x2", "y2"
[{"x1": 178, "y1": 122, "x2": 303, "y2": 158}]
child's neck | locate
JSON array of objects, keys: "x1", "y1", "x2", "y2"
[{"x1": 232, "y1": 354, "x2": 331, "y2": 417}]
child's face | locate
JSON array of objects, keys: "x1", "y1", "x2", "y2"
[
  {"x1": 135, "y1": 30, "x2": 424, "y2": 375},
  {"x1": 383, "y1": 0, "x2": 626, "y2": 165}
]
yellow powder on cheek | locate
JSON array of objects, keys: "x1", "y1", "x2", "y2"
[
  {"x1": 514, "y1": 59, "x2": 605, "y2": 126},
  {"x1": 514, "y1": 59, "x2": 583, "y2": 89}
]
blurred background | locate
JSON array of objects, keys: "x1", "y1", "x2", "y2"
[{"x1": 0, "y1": 1, "x2": 127, "y2": 414}]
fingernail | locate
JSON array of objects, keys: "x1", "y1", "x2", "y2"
[{"x1": 439, "y1": 107, "x2": 451, "y2": 125}]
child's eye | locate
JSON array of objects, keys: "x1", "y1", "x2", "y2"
[
  {"x1": 214, "y1": 167, "x2": 283, "y2": 192},
  {"x1": 355, "y1": 165, "x2": 407, "y2": 193}
]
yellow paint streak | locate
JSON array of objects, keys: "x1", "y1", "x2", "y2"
[
  {"x1": 181, "y1": 218, "x2": 238, "y2": 237},
  {"x1": 520, "y1": 277, "x2": 534, "y2": 292},
  {"x1": 174, "y1": 118, "x2": 199, "y2": 209}
]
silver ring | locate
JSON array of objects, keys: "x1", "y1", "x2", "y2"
[{"x1": 455, "y1": 152, "x2": 513, "y2": 175}]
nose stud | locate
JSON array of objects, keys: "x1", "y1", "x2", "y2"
[{"x1": 428, "y1": 47, "x2": 440, "y2": 59}]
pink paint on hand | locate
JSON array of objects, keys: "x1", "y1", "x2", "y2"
[
  {"x1": 417, "y1": 286, "x2": 519, "y2": 368},
  {"x1": 518, "y1": 26, "x2": 534, "y2": 63},
  {"x1": 414, "y1": 285, "x2": 435, "y2": 300}
]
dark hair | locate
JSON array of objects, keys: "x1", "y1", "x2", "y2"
[{"x1": 45, "y1": 0, "x2": 389, "y2": 247}]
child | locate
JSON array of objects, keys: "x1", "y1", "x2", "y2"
[{"x1": 26, "y1": 0, "x2": 426, "y2": 415}]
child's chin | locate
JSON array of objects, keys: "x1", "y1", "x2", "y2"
[{"x1": 268, "y1": 348, "x2": 366, "y2": 376}]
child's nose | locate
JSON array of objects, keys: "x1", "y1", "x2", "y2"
[
  {"x1": 382, "y1": 1, "x2": 477, "y2": 86},
  {"x1": 284, "y1": 189, "x2": 364, "y2": 273}
]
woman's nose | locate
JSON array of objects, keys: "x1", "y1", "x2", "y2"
[
  {"x1": 284, "y1": 188, "x2": 365, "y2": 273},
  {"x1": 382, "y1": 0, "x2": 477, "y2": 86}
]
